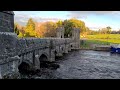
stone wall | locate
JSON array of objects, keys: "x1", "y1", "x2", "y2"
[{"x1": 0, "y1": 11, "x2": 14, "y2": 32}]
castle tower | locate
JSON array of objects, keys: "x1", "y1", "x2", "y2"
[
  {"x1": 72, "y1": 27, "x2": 80, "y2": 49},
  {"x1": 56, "y1": 27, "x2": 64, "y2": 38}
]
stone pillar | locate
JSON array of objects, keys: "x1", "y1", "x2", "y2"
[
  {"x1": 49, "y1": 39, "x2": 55, "y2": 62},
  {"x1": 0, "y1": 11, "x2": 20, "y2": 79},
  {"x1": 34, "y1": 55, "x2": 40, "y2": 70}
]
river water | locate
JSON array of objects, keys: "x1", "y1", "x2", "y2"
[{"x1": 21, "y1": 50, "x2": 120, "y2": 79}]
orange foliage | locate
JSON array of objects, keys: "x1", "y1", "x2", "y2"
[{"x1": 35, "y1": 22, "x2": 57, "y2": 38}]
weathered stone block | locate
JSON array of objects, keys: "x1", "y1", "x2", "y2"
[{"x1": 0, "y1": 32, "x2": 18, "y2": 58}]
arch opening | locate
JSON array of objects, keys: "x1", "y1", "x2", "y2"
[
  {"x1": 39, "y1": 54, "x2": 60, "y2": 69},
  {"x1": 55, "y1": 50, "x2": 57, "y2": 55},
  {"x1": 18, "y1": 62, "x2": 30, "y2": 75},
  {"x1": 39, "y1": 54, "x2": 48, "y2": 61},
  {"x1": 61, "y1": 47, "x2": 64, "y2": 51},
  {"x1": 39, "y1": 54, "x2": 48, "y2": 68}
]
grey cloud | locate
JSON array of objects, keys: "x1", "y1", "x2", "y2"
[{"x1": 67, "y1": 11, "x2": 116, "y2": 19}]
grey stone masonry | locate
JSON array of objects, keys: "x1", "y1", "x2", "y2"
[{"x1": 0, "y1": 11, "x2": 14, "y2": 32}]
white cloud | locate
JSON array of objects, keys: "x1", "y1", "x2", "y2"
[{"x1": 14, "y1": 11, "x2": 60, "y2": 26}]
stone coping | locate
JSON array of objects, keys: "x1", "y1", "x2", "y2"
[{"x1": 1, "y1": 11, "x2": 14, "y2": 15}]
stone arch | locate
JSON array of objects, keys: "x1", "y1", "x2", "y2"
[
  {"x1": 39, "y1": 53, "x2": 49, "y2": 68},
  {"x1": 18, "y1": 61, "x2": 31, "y2": 75},
  {"x1": 39, "y1": 52, "x2": 49, "y2": 61},
  {"x1": 18, "y1": 60, "x2": 33, "y2": 75},
  {"x1": 39, "y1": 54, "x2": 48, "y2": 61}
]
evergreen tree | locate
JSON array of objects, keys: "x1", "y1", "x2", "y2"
[{"x1": 14, "y1": 26, "x2": 19, "y2": 35}]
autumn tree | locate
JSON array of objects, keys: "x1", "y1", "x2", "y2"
[
  {"x1": 69, "y1": 18, "x2": 86, "y2": 33},
  {"x1": 35, "y1": 22, "x2": 46, "y2": 38},
  {"x1": 44, "y1": 21, "x2": 57, "y2": 37},
  {"x1": 35, "y1": 21, "x2": 57, "y2": 38},
  {"x1": 56, "y1": 20, "x2": 63, "y2": 27},
  {"x1": 25, "y1": 18, "x2": 35, "y2": 37},
  {"x1": 18, "y1": 27, "x2": 25, "y2": 38}
]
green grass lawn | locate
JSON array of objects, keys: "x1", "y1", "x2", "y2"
[
  {"x1": 85, "y1": 34, "x2": 120, "y2": 39},
  {"x1": 81, "y1": 34, "x2": 120, "y2": 44},
  {"x1": 80, "y1": 34, "x2": 120, "y2": 49},
  {"x1": 80, "y1": 39, "x2": 110, "y2": 49}
]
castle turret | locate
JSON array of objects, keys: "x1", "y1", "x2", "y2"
[
  {"x1": 56, "y1": 27, "x2": 64, "y2": 38},
  {"x1": 72, "y1": 27, "x2": 80, "y2": 49}
]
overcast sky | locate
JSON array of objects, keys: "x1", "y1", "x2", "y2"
[{"x1": 14, "y1": 11, "x2": 120, "y2": 31}]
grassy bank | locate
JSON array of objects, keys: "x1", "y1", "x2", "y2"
[
  {"x1": 80, "y1": 34, "x2": 120, "y2": 49},
  {"x1": 84, "y1": 34, "x2": 120, "y2": 44},
  {"x1": 80, "y1": 39, "x2": 110, "y2": 49}
]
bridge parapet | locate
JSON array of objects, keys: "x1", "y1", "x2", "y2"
[{"x1": 16, "y1": 38, "x2": 51, "y2": 56}]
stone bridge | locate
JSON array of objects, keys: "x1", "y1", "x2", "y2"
[{"x1": 0, "y1": 11, "x2": 80, "y2": 79}]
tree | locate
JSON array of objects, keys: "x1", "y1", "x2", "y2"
[
  {"x1": 35, "y1": 21, "x2": 57, "y2": 38},
  {"x1": 63, "y1": 18, "x2": 87, "y2": 38},
  {"x1": 44, "y1": 21, "x2": 57, "y2": 37},
  {"x1": 106, "y1": 26, "x2": 111, "y2": 30},
  {"x1": 106, "y1": 26, "x2": 112, "y2": 34},
  {"x1": 56, "y1": 20, "x2": 63, "y2": 27},
  {"x1": 69, "y1": 18, "x2": 86, "y2": 33},
  {"x1": 35, "y1": 22, "x2": 46, "y2": 38},
  {"x1": 25, "y1": 18, "x2": 35, "y2": 37},
  {"x1": 63, "y1": 19, "x2": 73, "y2": 38},
  {"x1": 14, "y1": 23, "x2": 19, "y2": 35},
  {"x1": 18, "y1": 27, "x2": 25, "y2": 38},
  {"x1": 99, "y1": 26, "x2": 112, "y2": 34},
  {"x1": 14, "y1": 25, "x2": 19, "y2": 35}
]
